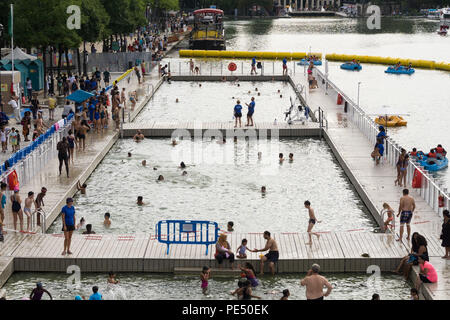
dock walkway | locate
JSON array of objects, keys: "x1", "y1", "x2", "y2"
[{"x1": 292, "y1": 71, "x2": 449, "y2": 299}]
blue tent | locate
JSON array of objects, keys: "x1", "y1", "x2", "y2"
[{"x1": 66, "y1": 90, "x2": 95, "y2": 103}]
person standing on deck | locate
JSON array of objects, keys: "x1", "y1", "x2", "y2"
[
  {"x1": 300, "y1": 264, "x2": 333, "y2": 300},
  {"x1": 441, "y1": 209, "x2": 450, "y2": 259},
  {"x1": 397, "y1": 188, "x2": 415, "y2": 242},
  {"x1": 251, "y1": 231, "x2": 279, "y2": 276},
  {"x1": 282, "y1": 57, "x2": 288, "y2": 76},
  {"x1": 35, "y1": 187, "x2": 47, "y2": 226},
  {"x1": 234, "y1": 100, "x2": 243, "y2": 128},
  {"x1": 251, "y1": 57, "x2": 257, "y2": 75},
  {"x1": 245, "y1": 97, "x2": 255, "y2": 127},
  {"x1": 304, "y1": 200, "x2": 321, "y2": 245},
  {"x1": 61, "y1": 198, "x2": 76, "y2": 255}
]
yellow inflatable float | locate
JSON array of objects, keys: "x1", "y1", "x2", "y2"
[{"x1": 374, "y1": 116, "x2": 407, "y2": 127}]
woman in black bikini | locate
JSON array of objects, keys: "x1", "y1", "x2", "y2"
[
  {"x1": 11, "y1": 189, "x2": 24, "y2": 232},
  {"x1": 57, "y1": 137, "x2": 70, "y2": 178}
]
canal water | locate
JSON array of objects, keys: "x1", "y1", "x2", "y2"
[
  {"x1": 3, "y1": 272, "x2": 411, "y2": 300},
  {"x1": 48, "y1": 138, "x2": 375, "y2": 235},
  {"x1": 170, "y1": 17, "x2": 450, "y2": 187}
]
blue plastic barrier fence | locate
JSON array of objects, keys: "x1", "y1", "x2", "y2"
[{"x1": 155, "y1": 220, "x2": 219, "y2": 255}]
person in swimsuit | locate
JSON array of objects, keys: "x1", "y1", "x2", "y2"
[
  {"x1": 234, "y1": 100, "x2": 243, "y2": 128},
  {"x1": 104, "y1": 212, "x2": 111, "y2": 227},
  {"x1": 0, "y1": 127, "x2": 7, "y2": 152},
  {"x1": 382, "y1": 202, "x2": 395, "y2": 232},
  {"x1": 300, "y1": 264, "x2": 333, "y2": 300},
  {"x1": 35, "y1": 187, "x2": 46, "y2": 226},
  {"x1": 395, "y1": 149, "x2": 406, "y2": 186},
  {"x1": 61, "y1": 198, "x2": 76, "y2": 255},
  {"x1": 67, "y1": 130, "x2": 76, "y2": 165},
  {"x1": 77, "y1": 181, "x2": 87, "y2": 195},
  {"x1": 236, "y1": 238, "x2": 248, "y2": 259},
  {"x1": 57, "y1": 137, "x2": 70, "y2": 178},
  {"x1": 11, "y1": 188, "x2": 24, "y2": 232},
  {"x1": 241, "y1": 280, "x2": 261, "y2": 300},
  {"x1": 30, "y1": 282, "x2": 52, "y2": 300},
  {"x1": 251, "y1": 231, "x2": 279, "y2": 276},
  {"x1": 280, "y1": 289, "x2": 290, "y2": 300},
  {"x1": 100, "y1": 105, "x2": 107, "y2": 130},
  {"x1": 397, "y1": 188, "x2": 416, "y2": 242},
  {"x1": 401, "y1": 154, "x2": 409, "y2": 188},
  {"x1": 289, "y1": 153, "x2": 294, "y2": 162},
  {"x1": 133, "y1": 130, "x2": 145, "y2": 142},
  {"x1": 305, "y1": 200, "x2": 321, "y2": 245},
  {"x1": 239, "y1": 263, "x2": 259, "y2": 287},
  {"x1": 200, "y1": 266, "x2": 210, "y2": 294},
  {"x1": 108, "y1": 272, "x2": 120, "y2": 284},
  {"x1": 94, "y1": 106, "x2": 101, "y2": 134},
  {"x1": 77, "y1": 120, "x2": 90, "y2": 151},
  {"x1": 24, "y1": 191, "x2": 35, "y2": 232}
]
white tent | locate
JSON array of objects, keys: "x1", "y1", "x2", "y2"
[{"x1": 3, "y1": 47, "x2": 37, "y2": 61}]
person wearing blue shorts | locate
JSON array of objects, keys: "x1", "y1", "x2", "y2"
[
  {"x1": 245, "y1": 97, "x2": 255, "y2": 126},
  {"x1": 234, "y1": 100, "x2": 243, "y2": 128},
  {"x1": 397, "y1": 189, "x2": 416, "y2": 242}
]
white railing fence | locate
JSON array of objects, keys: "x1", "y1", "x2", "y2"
[{"x1": 313, "y1": 66, "x2": 449, "y2": 217}]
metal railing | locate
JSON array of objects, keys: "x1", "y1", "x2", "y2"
[
  {"x1": 170, "y1": 60, "x2": 300, "y2": 76},
  {"x1": 313, "y1": 66, "x2": 449, "y2": 216}
]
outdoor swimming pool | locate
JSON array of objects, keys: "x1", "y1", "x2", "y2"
[
  {"x1": 135, "y1": 81, "x2": 297, "y2": 123},
  {"x1": 2, "y1": 272, "x2": 411, "y2": 300},
  {"x1": 47, "y1": 138, "x2": 375, "y2": 235}
]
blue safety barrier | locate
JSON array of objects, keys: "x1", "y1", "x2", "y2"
[{"x1": 155, "y1": 220, "x2": 219, "y2": 255}]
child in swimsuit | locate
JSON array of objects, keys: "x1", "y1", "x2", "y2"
[
  {"x1": 200, "y1": 266, "x2": 210, "y2": 294},
  {"x1": 382, "y1": 202, "x2": 395, "y2": 231},
  {"x1": 239, "y1": 263, "x2": 259, "y2": 287},
  {"x1": 236, "y1": 238, "x2": 248, "y2": 259}
]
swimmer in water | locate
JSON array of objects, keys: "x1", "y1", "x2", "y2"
[
  {"x1": 128, "y1": 152, "x2": 132, "y2": 158},
  {"x1": 133, "y1": 130, "x2": 144, "y2": 142},
  {"x1": 176, "y1": 98, "x2": 179, "y2": 103},
  {"x1": 104, "y1": 212, "x2": 111, "y2": 227},
  {"x1": 157, "y1": 175, "x2": 164, "y2": 181},
  {"x1": 304, "y1": 200, "x2": 321, "y2": 245},
  {"x1": 172, "y1": 139, "x2": 178, "y2": 146},
  {"x1": 279, "y1": 153, "x2": 284, "y2": 163},
  {"x1": 77, "y1": 181, "x2": 87, "y2": 195},
  {"x1": 281, "y1": 289, "x2": 290, "y2": 300},
  {"x1": 255, "y1": 88, "x2": 258, "y2": 91},
  {"x1": 200, "y1": 266, "x2": 211, "y2": 295},
  {"x1": 137, "y1": 196, "x2": 144, "y2": 205},
  {"x1": 258, "y1": 152, "x2": 262, "y2": 160},
  {"x1": 76, "y1": 217, "x2": 85, "y2": 230},
  {"x1": 182, "y1": 171, "x2": 188, "y2": 176},
  {"x1": 277, "y1": 89, "x2": 280, "y2": 93},
  {"x1": 108, "y1": 272, "x2": 120, "y2": 284},
  {"x1": 153, "y1": 167, "x2": 158, "y2": 171},
  {"x1": 280, "y1": 94, "x2": 282, "y2": 98},
  {"x1": 289, "y1": 153, "x2": 294, "y2": 162},
  {"x1": 30, "y1": 282, "x2": 53, "y2": 301},
  {"x1": 142, "y1": 160, "x2": 147, "y2": 167},
  {"x1": 261, "y1": 186, "x2": 266, "y2": 194},
  {"x1": 180, "y1": 161, "x2": 186, "y2": 169},
  {"x1": 257, "y1": 92, "x2": 260, "y2": 96},
  {"x1": 227, "y1": 221, "x2": 234, "y2": 232}
]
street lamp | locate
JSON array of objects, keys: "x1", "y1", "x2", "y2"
[{"x1": 0, "y1": 24, "x2": 3, "y2": 112}]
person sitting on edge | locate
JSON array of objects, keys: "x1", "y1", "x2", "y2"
[
  {"x1": 251, "y1": 231, "x2": 279, "y2": 276},
  {"x1": 104, "y1": 212, "x2": 111, "y2": 227},
  {"x1": 236, "y1": 238, "x2": 248, "y2": 259},
  {"x1": 108, "y1": 272, "x2": 119, "y2": 284},
  {"x1": 82, "y1": 224, "x2": 96, "y2": 235},
  {"x1": 227, "y1": 221, "x2": 234, "y2": 232},
  {"x1": 77, "y1": 181, "x2": 87, "y2": 195},
  {"x1": 137, "y1": 196, "x2": 144, "y2": 205}
]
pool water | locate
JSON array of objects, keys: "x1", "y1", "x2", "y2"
[
  {"x1": 2, "y1": 272, "x2": 411, "y2": 300},
  {"x1": 136, "y1": 81, "x2": 297, "y2": 123},
  {"x1": 48, "y1": 138, "x2": 375, "y2": 235}
]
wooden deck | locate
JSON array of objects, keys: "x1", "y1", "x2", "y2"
[
  {"x1": 122, "y1": 121, "x2": 320, "y2": 138},
  {"x1": 0, "y1": 232, "x2": 407, "y2": 274}
]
